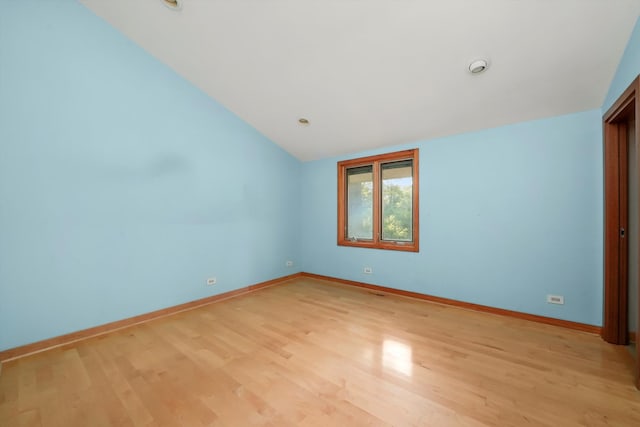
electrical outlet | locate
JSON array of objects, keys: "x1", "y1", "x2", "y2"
[
  {"x1": 286, "y1": 260, "x2": 293, "y2": 267},
  {"x1": 546, "y1": 294, "x2": 564, "y2": 305},
  {"x1": 363, "y1": 267, "x2": 373, "y2": 274},
  {"x1": 207, "y1": 277, "x2": 217, "y2": 286}
]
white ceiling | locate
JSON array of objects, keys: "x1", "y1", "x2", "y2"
[{"x1": 80, "y1": 0, "x2": 640, "y2": 161}]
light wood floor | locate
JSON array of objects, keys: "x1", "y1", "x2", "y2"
[{"x1": 1, "y1": 277, "x2": 639, "y2": 426}]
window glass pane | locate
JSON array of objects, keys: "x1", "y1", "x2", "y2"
[
  {"x1": 381, "y1": 160, "x2": 413, "y2": 241},
  {"x1": 346, "y1": 166, "x2": 373, "y2": 240}
]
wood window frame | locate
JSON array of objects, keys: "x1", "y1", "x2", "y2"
[{"x1": 337, "y1": 148, "x2": 419, "y2": 252}]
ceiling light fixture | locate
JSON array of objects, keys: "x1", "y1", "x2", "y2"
[
  {"x1": 468, "y1": 59, "x2": 489, "y2": 74},
  {"x1": 298, "y1": 118, "x2": 310, "y2": 126},
  {"x1": 163, "y1": 0, "x2": 183, "y2": 11}
]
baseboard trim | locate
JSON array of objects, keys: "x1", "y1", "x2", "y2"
[
  {"x1": 0, "y1": 271, "x2": 603, "y2": 363},
  {"x1": 0, "y1": 273, "x2": 302, "y2": 363},
  {"x1": 300, "y1": 272, "x2": 602, "y2": 334}
]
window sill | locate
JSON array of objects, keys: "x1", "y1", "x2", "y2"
[{"x1": 338, "y1": 239, "x2": 419, "y2": 252}]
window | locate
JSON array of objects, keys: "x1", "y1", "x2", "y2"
[{"x1": 337, "y1": 149, "x2": 419, "y2": 252}]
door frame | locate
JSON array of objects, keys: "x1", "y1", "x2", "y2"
[{"x1": 602, "y1": 75, "x2": 640, "y2": 389}]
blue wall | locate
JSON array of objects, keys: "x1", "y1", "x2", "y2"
[
  {"x1": 0, "y1": 1, "x2": 300, "y2": 351},
  {"x1": 300, "y1": 110, "x2": 603, "y2": 326},
  {"x1": 604, "y1": 16, "x2": 640, "y2": 111}
]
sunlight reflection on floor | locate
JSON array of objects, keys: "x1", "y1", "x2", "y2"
[{"x1": 383, "y1": 339, "x2": 413, "y2": 376}]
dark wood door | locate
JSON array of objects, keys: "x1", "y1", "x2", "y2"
[{"x1": 602, "y1": 75, "x2": 640, "y2": 389}]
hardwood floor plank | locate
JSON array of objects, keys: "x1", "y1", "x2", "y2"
[{"x1": 1, "y1": 277, "x2": 639, "y2": 426}]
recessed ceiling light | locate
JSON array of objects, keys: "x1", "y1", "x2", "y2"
[
  {"x1": 469, "y1": 59, "x2": 489, "y2": 74},
  {"x1": 298, "y1": 118, "x2": 310, "y2": 126},
  {"x1": 163, "y1": 0, "x2": 183, "y2": 11}
]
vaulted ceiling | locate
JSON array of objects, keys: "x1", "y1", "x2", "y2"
[{"x1": 80, "y1": 0, "x2": 640, "y2": 161}]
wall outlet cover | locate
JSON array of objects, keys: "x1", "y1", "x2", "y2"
[{"x1": 546, "y1": 294, "x2": 564, "y2": 305}]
